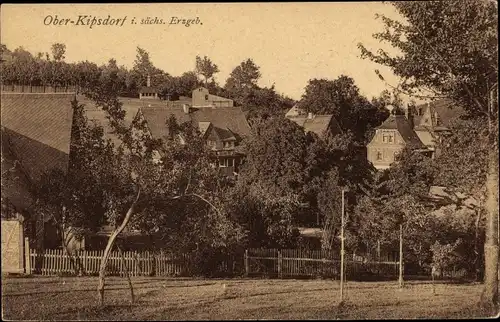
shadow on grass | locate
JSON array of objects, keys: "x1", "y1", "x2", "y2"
[
  {"x1": 55, "y1": 303, "x2": 140, "y2": 320},
  {"x1": 4, "y1": 281, "x2": 220, "y2": 298}
]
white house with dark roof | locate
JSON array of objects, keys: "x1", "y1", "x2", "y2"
[{"x1": 367, "y1": 109, "x2": 429, "y2": 170}]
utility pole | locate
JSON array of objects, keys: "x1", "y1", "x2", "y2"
[
  {"x1": 340, "y1": 188, "x2": 346, "y2": 303},
  {"x1": 399, "y1": 224, "x2": 404, "y2": 288}
]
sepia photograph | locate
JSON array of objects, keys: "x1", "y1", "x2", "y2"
[{"x1": 1, "y1": 1, "x2": 498, "y2": 320}]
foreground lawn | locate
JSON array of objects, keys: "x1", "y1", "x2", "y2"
[{"x1": 1, "y1": 275, "x2": 496, "y2": 320}]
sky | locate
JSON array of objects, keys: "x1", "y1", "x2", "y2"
[{"x1": 1, "y1": 3, "x2": 405, "y2": 101}]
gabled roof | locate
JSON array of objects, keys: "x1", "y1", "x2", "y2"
[
  {"x1": 198, "y1": 121, "x2": 212, "y2": 137},
  {"x1": 78, "y1": 96, "x2": 151, "y2": 147},
  {"x1": 415, "y1": 98, "x2": 464, "y2": 128},
  {"x1": 288, "y1": 115, "x2": 341, "y2": 137},
  {"x1": 139, "y1": 107, "x2": 191, "y2": 140},
  {"x1": 138, "y1": 106, "x2": 251, "y2": 144},
  {"x1": 285, "y1": 104, "x2": 302, "y2": 118},
  {"x1": 1, "y1": 93, "x2": 75, "y2": 154},
  {"x1": 214, "y1": 127, "x2": 236, "y2": 141},
  {"x1": 377, "y1": 114, "x2": 424, "y2": 147},
  {"x1": 191, "y1": 106, "x2": 251, "y2": 138},
  {"x1": 1, "y1": 92, "x2": 75, "y2": 210}
]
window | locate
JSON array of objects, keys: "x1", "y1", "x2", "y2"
[
  {"x1": 207, "y1": 140, "x2": 216, "y2": 149},
  {"x1": 205, "y1": 94, "x2": 209, "y2": 100},
  {"x1": 219, "y1": 158, "x2": 229, "y2": 167},
  {"x1": 382, "y1": 132, "x2": 394, "y2": 143},
  {"x1": 376, "y1": 151, "x2": 383, "y2": 160},
  {"x1": 223, "y1": 141, "x2": 234, "y2": 149}
]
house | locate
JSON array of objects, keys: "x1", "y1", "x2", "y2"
[
  {"x1": 167, "y1": 87, "x2": 234, "y2": 108},
  {"x1": 136, "y1": 104, "x2": 251, "y2": 176},
  {"x1": 367, "y1": 107, "x2": 429, "y2": 170},
  {"x1": 285, "y1": 104, "x2": 342, "y2": 138},
  {"x1": 138, "y1": 75, "x2": 159, "y2": 100},
  {"x1": 79, "y1": 86, "x2": 248, "y2": 176},
  {"x1": 412, "y1": 99, "x2": 464, "y2": 158},
  {"x1": 1, "y1": 90, "x2": 76, "y2": 250}
]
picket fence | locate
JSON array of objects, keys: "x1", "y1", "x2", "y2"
[
  {"x1": 244, "y1": 248, "x2": 400, "y2": 279},
  {"x1": 29, "y1": 249, "x2": 192, "y2": 277},
  {"x1": 1, "y1": 84, "x2": 79, "y2": 93}
]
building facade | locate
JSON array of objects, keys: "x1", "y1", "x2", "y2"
[
  {"x1": 367, "y1": 111, "x2": 427, "y2": 170},
  {"x1": 412, "y1": 99, "x2": 464, "y2": 158}
]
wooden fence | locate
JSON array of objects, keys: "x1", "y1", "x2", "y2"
[
  {"x1": 244, "y1": 248, "x2": 400, "y2": 279},
  {"x1": 29, "y1": 249, "x2": 192, "y2": 277},
  {"x1": 1, "y1": 84, "x2": 79, "y2": 93}
]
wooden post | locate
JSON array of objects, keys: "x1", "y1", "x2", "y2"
[
  {"x1": 278, "y1": 250, "x2": 282, "y2": 279},
  {"x1": 24, "y1": 237, "x2": 31, "y2": 275},
  {"x1": 377, "y1": 240, "x2": 381, "y2": 262},
  {"x1": 399, "y1": 224, "x2": 404, "y2": 288},
  {"x1": 244, "y1": 249, "x2": 249, "y2": 277},
  {"x1": 340, "y1": 188, "x2": 345, "y2": 303}
]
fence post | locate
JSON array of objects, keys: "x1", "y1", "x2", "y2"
[
  {"x1": 244, "y1": 249, "x2": 249, "y2": 277},
  {"x1": 278, "y1": 250, "x2": 282, "y2": 279},
  {"x1": 24, "y1": 237, "x2": 31, "y2": 275}
]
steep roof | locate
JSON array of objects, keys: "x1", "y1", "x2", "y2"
[
  {"x1": 415, "y1": 98, "x2": 464, "y2": 128},
  {"x1": 191, "y1": 106, "x2": 251, "y2": 138},
  {"x1": 77, "y1": 96, "x2": 149, "y2": 147},
  {"x1": 139, "y1": 106, "x2": 251, "y2": 142},
  {"x1": 1, "y1": 93, "x2": 75, "y2": 154},
  {"x1": 1, "y1": 92, "x2": 75, "y2": 210},
  {"x1": 288, "y1": 115, "x2": 341, "y2": 137},
  {"x1": 377, "y1": 114, "x2": 424, "y2": 147},
  {"x1": 198, "y1": 121, "x2": 212, "y2": 136},
  {"x1": 285, "y1": 104, "x2": 302, "y2": 118},
  {"x1": 140, "y1": 107, "x2": 191, "y2": 140}
]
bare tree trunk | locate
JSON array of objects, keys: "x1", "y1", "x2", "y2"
[
  {"x1": 117, "y1": 243, "x2": 134, "y2": 304},
  {"x1": 474, "y1": 207, "x2": 483, "y2": 282},
  {"x1": 481, "y1": 150, "x2": 499, "y2": 311},
  {"x1": 480, "y1": 87, "x2": 499, "y2": 312},
  {"x1": 97, "y1": 188, "x2": 140, "y2": 306}
]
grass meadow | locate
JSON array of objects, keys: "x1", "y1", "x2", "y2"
[{"x1": 1, "y1": 275, "x2": 496, "y2": 320}]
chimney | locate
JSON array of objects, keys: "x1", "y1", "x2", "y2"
[
  {"x1": 147, "y1": 75, "x2": 151, "y2": 87},
  {"x1": 307, "y1": 112, "x2": 314, "y2": 119},
  {"x1": 182, "y1": 104, "x2": 190, "y2": 114}
]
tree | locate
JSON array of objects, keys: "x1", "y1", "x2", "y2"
[
  {"x1": 433, "y1": 116, "x2": 490, "y2": 280},
  {"x1": 242, "y1": 85, "x2": 295, "y2": 120},
  {"x1": 298, "y1": 76, "x2": 388, "y2": 143},
  {"x1": 358, "y1": 0, "x2": 498, "y2": 309},
  {"x1": 51, "y1": 43, "x2": 66, "y2": 62},
  {"x1": 195, "y1": 55, "x2": 220, "y2": 86},
  {"x1": 239, "y1": 117, "x2": 308, "y2": 197},
  {"x1": 224, "y1": 58, "x2": 261, "y2": 96},
  {"x1": 131, "y1": 46, "x2": 166, "y2": 88},
  {"x1": 77, "y1": 78, "x2": 235, "y2": 303}
]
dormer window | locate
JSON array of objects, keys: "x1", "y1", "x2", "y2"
[
  {"x1": 207, "y1": 140, "x2": 216, "y2": 149},
  {"x1": 382, "y1": 132, "x2": 395, "y2": 143}
]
